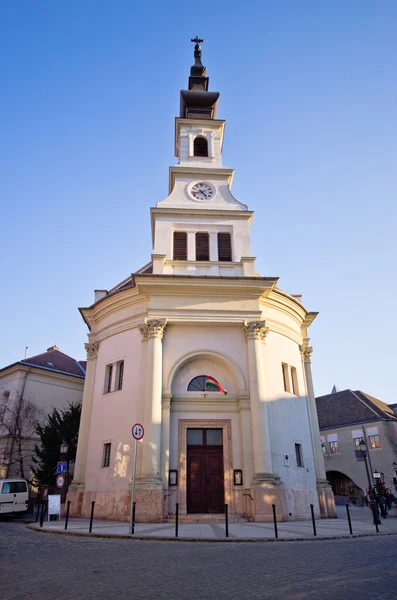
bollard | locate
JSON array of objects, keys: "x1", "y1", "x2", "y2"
[
  {"x1": 310, "y1": 504, "x2": 317, "y2": 536},
  {"x1": 345, "y1": 504, "x2": 353, "y2": 535},
  {"x1": 64, "y1": 500, "x2": 71, "y2": 531},
  {"x1": 89, "y1": 501, "x2": 95, "y2": 533},
  {"x1": 175, "y1": 503, "x2": 179, "y2": 538},
  {"x1": 39, "y1": 501, "x2": 47, "y2": 528},
  {"x1": 225, "y1": 504, "x2": 229, "y2": 538},
  {"x1": 35, "y1": 502, "x2": 41, "y2": 523},
  {"x1": 131, "y1": 502, "x2": 136, "y2": 535},
  {"x1": 272, "y1": 504, "x2": 278, "y2": 539}
]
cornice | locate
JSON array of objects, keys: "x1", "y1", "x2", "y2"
[{"x1": 169, "y1": 166, "x2": 235, "y2": 192}]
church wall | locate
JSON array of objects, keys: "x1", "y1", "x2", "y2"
[
  {"x1": 85, "y1": 327, "x2": 144, "y2": 492},
  {"x1": 262, "y1": 329, "x2": 319, "y2": 517}
]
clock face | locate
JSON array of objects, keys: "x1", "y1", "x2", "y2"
[{"x1": 190, "y1": 182, "x2": 214, "y2": 201}]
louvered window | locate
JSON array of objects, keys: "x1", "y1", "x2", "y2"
[
  {"x1": 193, "y1": 136, "x2": 208, "y2": 157},
  {"x1": 196, "y1": 232, "x2": 209, "y2": 261},
  {"x1": 173, "y1": 232, "x2": 187, "y2": 260},
  {"x1": 217, "y1": 233, "x2": 232, "y2": 261}
]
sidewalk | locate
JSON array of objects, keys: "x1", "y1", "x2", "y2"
[{"x1": 28, "y1": 505, "x2": 397, "y2": 542}]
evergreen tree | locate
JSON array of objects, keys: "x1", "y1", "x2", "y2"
[{"x1": 32, "y1": 402, "x2": 81, "y2": 489}]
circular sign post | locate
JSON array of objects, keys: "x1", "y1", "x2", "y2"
[
  {"x1": 130, "y1": 424, "x2": 144, "y2": 534},
  {"x1": 56, "y1": 475, "x2": 65, "y2": 489},
  {"x1": 132, "y1": 423, "x2": 144, "y2": 441}
]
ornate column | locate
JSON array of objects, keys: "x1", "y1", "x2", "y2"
[
  {"x1": 137, "y1": 319, "x2": 167, "y2": 487},
  {"x1": 244, "y1": 321, "x2": 286, "y2": 521},
  {"x1": 161, "y1": 394, "x2": 172, "y2": 489},
  {"x1": 300, "y1": 341, "x2": 336, "y2": 518},
  {"x1": 69, "y1": 341, "x2": 100, "y2": 513},
  {"x1": 244, "y1": 321, "x2": 272, "y2": 478}
]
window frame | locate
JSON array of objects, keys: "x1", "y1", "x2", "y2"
[
  {"x1": 104, "y1": 364, "x2": 113, "y2": 394},
  {"x1": 195, "y1": 232, "x2": 210, "y2": 261},
  {"x1": 173, "y1": 231, "x2": 188, "y2": 261},
  {"x1": 193, "y1": 136, "x2": 209, "y2": 157},
  {"x1": 102, "y1": 442, "x2": 111, "y2": 468},
  {"x1": 217, "y1": 232, "x2": 232, "y2": 262},
  {"x1": 290, "y1": 366, "x2": 299, "y2": 395},
  {"x1": 116, "y1": 360, "x2": 124, "y2": 391},
  {"x1": 329, "y1": 440, "x2": 339, "y2": 454},
  {"x1": 282, "y1": 363, "x2": 291, "y2": 393},
  {"x1": 368, "y1": 434, "x2": 381, "y2": 449},
  {"x1": 295, "y1": 443, "x2": 304, "y2": 467}
]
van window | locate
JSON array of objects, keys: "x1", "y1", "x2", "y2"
[{"x1": 1, "y1": 481, "x2": 27, "y2": 494}]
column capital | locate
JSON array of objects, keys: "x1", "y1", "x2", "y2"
[
  {"x1": 139, "y1": 319, "x2": 167, "y2": 341},
  {"x1": 243, "y1": 320, "x2": 269, "y2": 341},
  {"x1": 300, "y1": 344, "x2": 313, "y2": 363},
  {"x1": 85, "y1": 341, "x2": 100, "y2": 360}
]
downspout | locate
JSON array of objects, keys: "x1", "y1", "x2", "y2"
[{"x1": 6, "y1": 365, "x2": 31, "y2": 478}]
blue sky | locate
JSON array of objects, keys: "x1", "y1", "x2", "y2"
[{"x1": 1, "y1": 1, "x2": 396, "y2": 402}]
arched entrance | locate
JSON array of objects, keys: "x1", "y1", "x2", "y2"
[{"x1": 326, "y1": 470, "x2": 364, "y2": 506}]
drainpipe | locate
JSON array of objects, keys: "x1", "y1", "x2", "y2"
[{"x1": 6, "y1": 365, "x2": 31, "y2": 478}]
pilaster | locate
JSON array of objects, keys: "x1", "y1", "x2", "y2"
[
  {"x1": 69, "y1": 341, "x2": 100, "y2": 505},
  {"x1": 300, "y1": 339, "x2": 336, "y2": 518}
]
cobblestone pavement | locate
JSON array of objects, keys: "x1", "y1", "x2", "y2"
[{"x1": 1, "y1": 522, "x2": 396, "y2": 600}]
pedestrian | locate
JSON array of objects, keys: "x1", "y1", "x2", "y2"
[{"x1": 379, "y1": 495, "x2": 388, "y2": 518}]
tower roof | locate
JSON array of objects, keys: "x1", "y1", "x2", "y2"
[{"x1": 180, "y1": 37, "x2": 219, "y2": 120}]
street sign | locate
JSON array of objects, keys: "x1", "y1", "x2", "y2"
[
  {"x1": 132, "y1": 423, "x2": 144, "y2": 440},
  {"x1": 57, "y1": 461, "x2": 67, "y2": 473},
  {"x1": 56, "y1": 475, "x2": 65, "y2": 489}
]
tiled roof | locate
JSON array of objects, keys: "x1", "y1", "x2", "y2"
[
  {"x1": 6, "y1": 347, "x2": 86, "y2": 378},
  {"x1": 316, "y1": 389, "x2": 397, "y2": 429}
]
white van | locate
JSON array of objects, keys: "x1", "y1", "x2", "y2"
[{"x1": 0, "y1": 479, "x2": 29, "y2": 516}]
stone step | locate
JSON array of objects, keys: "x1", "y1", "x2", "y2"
[{"x1": 166, "y1": 513, "x2": 249, "y2": 524}]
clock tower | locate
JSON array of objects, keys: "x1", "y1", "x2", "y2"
[{"x1": 152, "y1": 38, "x2": 256, "y2": 278}]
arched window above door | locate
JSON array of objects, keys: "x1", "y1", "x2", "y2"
[
  {"x1": 193, "y1": 136, "x2": 208, "y2": 157},
  {"x1": 187, "y1": 375, "x2": 227, "y2": 394}
]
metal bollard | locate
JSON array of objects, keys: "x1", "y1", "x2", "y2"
[
  {"x1": 89, "y1": 501, "x2": 95, "y2": 533},
  {"x1": 272, "y1": 504, "x2": 278, "y2": 539},
  {"x1": 225, "y1": 504, "x2": 229, "y2": 538},
  {"x1": 35, "y1": 502, "x2": 41, "y2": 523},
  {"x1": 175, "y1": 503, "x2": 179, "y2": 538},
  {"x1": 39, "y1": 501, "x2": 47, "y2": 528},
  {"x1": 131, "y1": 502, "x2": 136, "y2": 535},
  {"x1": 310, "y1": 504, "x2": 317, "y2": 536},
  {"x1": 345, "y1": 504, "x2": 353, "y2": 535},
  {"x1": 64, "y1": 500, "x2": 71, "y2": 531}
]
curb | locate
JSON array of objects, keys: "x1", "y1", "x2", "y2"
[{"x1": 26, "y1": 524, "x2": 397, "y2": 543}]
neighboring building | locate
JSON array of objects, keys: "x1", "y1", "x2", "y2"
[
  {"x1": 0, "y1": 346, "x2": 85, "y2": 480},
  {"x1": 69, "y1": 40, "x2": 335, "y2": 523},
  {"x1": 316, "y1": 389, "x2": 397, "y2": 504}
]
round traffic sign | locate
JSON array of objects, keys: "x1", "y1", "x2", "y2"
[
  {"x1": 56, "y1": 475, "x2": 65, "y2": 489},
  {"x1": 132, "y1": 423, "x2": 144, "y2": 440}
]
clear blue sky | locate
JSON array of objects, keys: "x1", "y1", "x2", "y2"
[{"x1": 1, "y1": 1, "x2": 396, "y2": 402}]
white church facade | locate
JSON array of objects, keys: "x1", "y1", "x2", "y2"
[{"x1": 69, "y1": 40, "x2": 336, "y2": 522}]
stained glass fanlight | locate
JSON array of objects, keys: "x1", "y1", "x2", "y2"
[{"x1": 187, "y1": 375, "x2": 227, "y2": 395}]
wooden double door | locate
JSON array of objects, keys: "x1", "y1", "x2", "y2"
[{"x1": 187, "y1": 428, "x2": 224, "y2": 514}]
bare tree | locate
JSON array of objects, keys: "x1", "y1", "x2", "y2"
[{"x1": 0, "y1": 392, "x2": 43, "y2": 481}]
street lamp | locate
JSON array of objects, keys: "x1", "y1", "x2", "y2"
[
  {"x1": 358, "y1": 439, "x2": 381, "y2": 525},
  {"x1": 60, "y1": 441, "x2": 69, "y2": 500}
]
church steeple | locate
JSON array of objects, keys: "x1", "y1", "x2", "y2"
[{"x1": 180, "y1": 37, "x2": 219, "y2": 119}]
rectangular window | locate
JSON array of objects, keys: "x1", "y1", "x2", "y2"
[
  {"x1": 368, "y1": 435, "x2": 380, "y2": 449},
  {"x1": 116, "y1": 361, "x2": 124, "y2": 391},
  {"x1": 295, "y1": 443, "x2": 303, "y2": 467},
  {"x1": 282, "y1": 363, "x2": 291, "y2": 393},
  {"x1": 173, "y1": 231, "x2": 187, "y2": 260},
  {"x1": 105, "y1": 364, "x2": 113, "y2": 394},
  {"x1": 195, "y1": 232, "x2": 210, "y2": 261},
  {"x1": 102, "y1": 443, "x2": 111, "y2": 467},
  {"x1": 291, "y1": 366, "x2": 299, "y2": 395},
  {"x1": 217, "y1": 233, "x2": 232, "y2": 261},
  {"x1": 329, "y1": 441, "x2": 339, "y2": 454},
  {"x1": 353, "y1": 437, "x2": 362, "y2": 449}
]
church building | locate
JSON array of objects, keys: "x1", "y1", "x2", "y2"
[{"x1": 69, "y1": 40, "x2": 336, "y2": 522}]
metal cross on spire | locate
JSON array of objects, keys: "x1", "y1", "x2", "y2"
[{"x1": 191, "y1": 36, "x2": 204, "y2": 50}]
